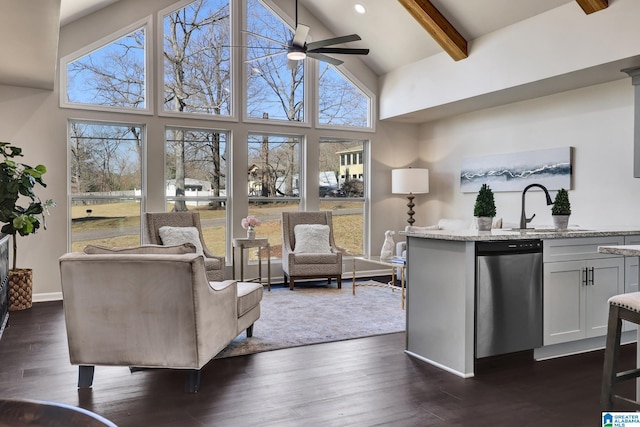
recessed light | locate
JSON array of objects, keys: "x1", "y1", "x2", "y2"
[{"x1": 354, "y1": 4, "x2": 366, "y2": 14}]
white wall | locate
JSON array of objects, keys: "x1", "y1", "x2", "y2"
[
  {"x1": 380, "y1": 0, "x2": 640, "y2": 122},
  {"x1": 416, "y1": 78, "x2": 640, "y2": 229}
]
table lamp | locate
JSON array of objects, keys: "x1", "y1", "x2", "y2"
[{"x1": 392, "y1": 168, "x2": 429, "y2": 225}]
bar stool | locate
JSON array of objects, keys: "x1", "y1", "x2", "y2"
[{"x1": 601, "y1": 292, "x2": 640, "y2": 411}]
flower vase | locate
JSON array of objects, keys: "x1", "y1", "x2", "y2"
[{"x1": 247, "y1": 226, "x2": 256, "y2": 240}]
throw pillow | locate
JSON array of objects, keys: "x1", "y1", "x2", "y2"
[
  {"x1": 84, "y1": 243, "x2": 197, "y2": 255},
  {"x1": 158, "y1": 226, "x2": 204, "y2": 256},
  {"x1": 293, "y1": 224, "x2": 331, "y2": 254}
]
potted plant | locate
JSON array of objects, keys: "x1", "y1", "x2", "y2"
[
  {"x1": 474, "y1": 183, "x2": 496, "y2": 231},
  {"x1": 551, "y1": 188, "x2": 571, "y2": 230},
  {"x1": 0, "y1": 142, "x2": 55, "y2": 310}
]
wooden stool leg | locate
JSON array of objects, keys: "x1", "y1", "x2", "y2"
[{"x1": 601, "y1": 305, "x2": 623, "y2": 411}]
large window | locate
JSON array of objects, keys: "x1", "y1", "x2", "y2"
[
  {"x1": 64, "y1": 22, "x2": 148, "y2": 112},
  {"x1": 165, "y1": 127, "x2": 228, "y2": 255},
  {"x1": 63, "y1": 1, "x2": 375, "y2": 258},
  {"x1": 245, "y1": 0, "x2": 304, "y2": 122},
  {"x1": 162, "y1": 0, "x2": 231, "y2": 117},
  {"x1": 319, "y1": 139, "x2": 367, "y2": 256},
  {"x1": 69, "y1": 121, "x2": 144, "y2": 251},
  {"x1": 318, "y1": 62, "x2": 371, "y2": 128},
  {"x1": 248, "y1": 133, "x2": 301, "y2": 259}
]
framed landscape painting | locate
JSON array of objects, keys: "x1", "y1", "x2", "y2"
[{"x1": 460, "y1": 147, "x2": 572, "y2": 193}]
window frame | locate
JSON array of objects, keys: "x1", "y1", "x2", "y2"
[
  {"x1": 315, "y1": 61, "x2": 376, "y2": 133},
  {"x1": 157, "y1": 0, "x2": 237, "y2": 122},
  {"x1": 67, "y1": 118, "x2": 147, "y2": 251},
  {"x1": 242, "y1": 0, "x2": 310, "y2": 128},
  {"x1": 60, "y1": 16, "x2": 153, "y2": 115},
  {"x1": 318, "y1": 137, "x2": 369, "y2": 256},
  {"x1": 247, "y1": 131, "x2": 303, "y2": 202}
]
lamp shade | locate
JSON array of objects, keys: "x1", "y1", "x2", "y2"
[{"x1": 392, "y1": 168, "x2": 429, "y2": 194}]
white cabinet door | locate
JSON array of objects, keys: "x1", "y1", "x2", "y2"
[
  {"x1": 585, "y1": 257, "x2": 624, "y2": 338},
  {"x1": 543, "y1": 260, "x2": 585, "y2": 345},
  {"x1": 544, "y1": 257, "x2": 624, "y2": 345}
]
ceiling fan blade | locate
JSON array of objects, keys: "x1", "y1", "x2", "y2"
[
  {"x1": 242, "y1": 30, "x2": 289, "y2": 48},
  {"x1": 291, "y1": 24, "x2": 310, "y2": 48},
  {"x1": 308, "y1": 47, "x2": 369, "y2": 56},
  {"x1": 306, "y1": 34, "x2": 361, "y2": 51},
  {"x1": 245, "y1": 50, "x2": 287, "y2": 63},
  {"x1": 307, "y1": 52, "x2": 343, "y2": 66}
]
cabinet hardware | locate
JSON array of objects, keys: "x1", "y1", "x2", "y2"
[
  {"x1": 582, "y1": 267, "x2": 587, "y2": 286},
  {"x1": 589, "y1": 266, "x2": 595, "y2": 285}
]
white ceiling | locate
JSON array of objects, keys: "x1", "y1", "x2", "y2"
[
  {"x1": 298, "y1": 0, "x2": 574, "y2": 75},
  {"x1": 0, "y1": 0, "x2": 584, "y2": 92},
  {"x1": 59, "y1": 0, "x2": 119, "y2": 26}
]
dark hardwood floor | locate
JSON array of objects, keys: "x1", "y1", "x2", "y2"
[{"x1": 0, "y1": 301, "x2": 636, "y2": 426}]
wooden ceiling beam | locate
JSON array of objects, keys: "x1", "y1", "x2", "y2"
[
  {"x1": 575, "y1": 0, "x2": 608, "y2": 14},
  {"x1": 397, "y1": 0, "x2": 468, "y2": 61}
]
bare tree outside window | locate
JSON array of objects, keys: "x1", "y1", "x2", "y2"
[
  {"x1": 66, "y1": 28, "x2": 145, "y2": 108},
  {"x1": 162, "y1": 0, "x2": 231, "y2": 210},
  {"x1": 163, "y1": 0, "x2": 231, "y2": 115},
  {"x1": 69, "y1": 122, "x2": 143, "y2": 251},
  {"x1": 248, "y1": 134, "x2": 300, "y2": 198},
  {"x1": 246, "y1": 0, "x2": 304, "y2": 122},
  {"x1": 318, "y1": 63, "x2": 370, "y2": 128}
]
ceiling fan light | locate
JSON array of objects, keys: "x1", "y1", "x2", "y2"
[{"x1": 287, "y1": 50, "x2": 306, "y2": 61}]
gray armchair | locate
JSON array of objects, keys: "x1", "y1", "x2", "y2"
[
  {"x1": 143, "y1": 211, "x2": 224, "y2": 281},
  {"x1": 59, "y1": 245, "x2": 263, "y2": 393},
  {"x1": 281, "y1": 211, "x2": 343, "y2": 290}
]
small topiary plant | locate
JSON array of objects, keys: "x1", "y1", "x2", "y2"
[
  {"x1": 551, "y1": 188, "x2": 571, "y2": 215},
  {"x1": 474, "y1": 184, "x2": 497, "y2": 217}
]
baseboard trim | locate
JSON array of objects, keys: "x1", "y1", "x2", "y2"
[
  {"x1": 534, "y1": 331, "x2": 637, "y2": 361},
  {"x1": 404, "y1": 350, "x2": 475, "y2": 378},
  {"x1": 33, "y1": 292, "x2": 63, "y2": 303}
]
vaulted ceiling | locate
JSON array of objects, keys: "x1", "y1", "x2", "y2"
[{"x1": 0, "y1": 0, "x2": 609, "y2": 90}]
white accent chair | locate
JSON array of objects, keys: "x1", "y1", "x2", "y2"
[
  {"x1": 59, "y1": 244, "x2": 263, "y2": 393},
  {"x1": 143, "y1": 211, "x2": 225, "y2": 281},
  {"x1": 281, "y1": 211, "x2": 343, "y2": 290}
]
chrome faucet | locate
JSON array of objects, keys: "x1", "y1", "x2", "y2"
[{"x1": 520, "y1": 183, "x2": 553, "y2": 229}]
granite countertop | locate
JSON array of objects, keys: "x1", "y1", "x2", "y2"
[
  {"x1": 598, "y1": 245, "x2": 640, "y2": 256},
  {"x1": 401, "y1": 227, "x2": 640, "y2": 242}
]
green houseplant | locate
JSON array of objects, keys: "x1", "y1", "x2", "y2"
[
  {"x1": 0, "y1": 142, "x2": 55, "y2": 310},
  {"x1": 474, "y1": 183, "x2": 497, "y2": 231},
  {"x1": 551, "y1": 188, "x2": 571, "y2": 230}
]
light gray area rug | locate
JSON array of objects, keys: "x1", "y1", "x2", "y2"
[{"x1": 215, "y1": 281, "x2": 406, "y2": 358}]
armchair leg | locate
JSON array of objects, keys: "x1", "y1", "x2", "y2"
[
  {"x1": 337, "y1": 276, "x2": 342, "y2": 289},
  {"x1": 290, "y1": 276, "x2": 295, "y2": 290},
  {"x1": 247, "y1": 324, "x2": 254, "y2": 338},
  {"x1": 185, "y1": 369, "x2": 201, "y2": 393},
  {"x1": 78, "y1": 365, "x2": 95, "y2": 388}
]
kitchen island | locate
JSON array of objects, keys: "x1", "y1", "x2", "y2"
[{"x1": 402, "y1": 227, "x2": 640, "y2": 378}]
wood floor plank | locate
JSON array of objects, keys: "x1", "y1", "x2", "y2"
[{"x1": 0, "y1": 301, "x2": 635, "y2": 426}]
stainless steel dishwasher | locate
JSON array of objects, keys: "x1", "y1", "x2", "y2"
[{"x1": 475, "y1": 239, "x2": 543, "y2": 359}]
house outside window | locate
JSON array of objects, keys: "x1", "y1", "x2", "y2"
[
  {"x1": 165, "y1": 127, "x2": 228, "y2": 256},
  {"x1": 320, "y1": 139, "x2": 367, "y2": 256}
]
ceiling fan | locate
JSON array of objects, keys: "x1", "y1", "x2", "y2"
[{"x1": 246, "y1": 0, "x2": 369, "y2": 67}]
